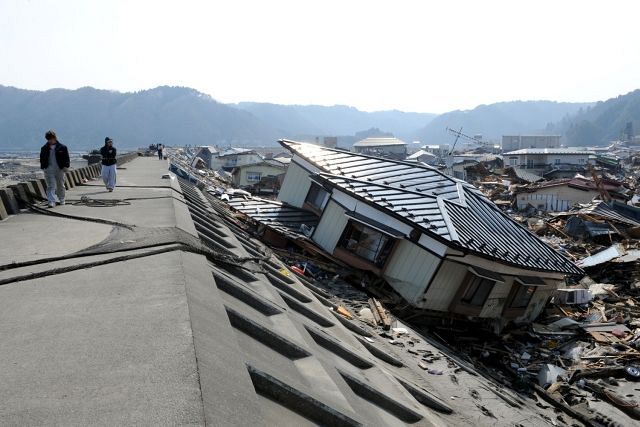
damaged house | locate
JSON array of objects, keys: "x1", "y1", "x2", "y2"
[
  {"x1": 515, "y1": 176, "x2": 631, "y2": 212},
  {"x1": 275, "y1": 140, "x2": 582, "y2": 330}
]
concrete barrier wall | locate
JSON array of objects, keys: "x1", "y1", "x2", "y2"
[{"x1": 0, "y1": 151, "x2": 141, "y2": 219}]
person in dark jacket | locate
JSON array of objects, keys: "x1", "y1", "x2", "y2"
[
  {"x1": 39, "y1": 130, "x2": 70, "y2": 208},
  {"x1": 157, "y1": 144, "x2": 164, "y2": 160},
  {"x1": 100, "y1": 137, "x2": 117, "y2": 191}
]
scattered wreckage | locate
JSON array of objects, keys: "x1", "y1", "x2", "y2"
[{"x1": 170, "y1": 142, "x2": 640, "y2": 425}]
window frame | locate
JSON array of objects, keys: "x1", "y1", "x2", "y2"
[
  {"x1": 509, "y1": 284, "x2": 536, "y2": 309},
  {"x1": 336, "y1": 220, "x2": 396, "y2": 268},
  {"x1": 304, "y1": 182, "x2": 329, "y2": 212},
  {"x1": 460, "y1": 275, "x2": 496, "y2": 307},
  {"x1": 245, "y1": 171, "x2": 262, "y2": 182}
]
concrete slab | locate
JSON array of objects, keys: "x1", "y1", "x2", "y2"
[
  {"x1": 0, "y1": 251, "x2": 204, "y2": 426},
  {"x1": 0, "y1": 213, "x2": 113, "y2": 263}
]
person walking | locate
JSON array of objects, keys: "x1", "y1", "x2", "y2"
[
  {"x1": 39, "y1": 130, "x2": 70, "y2": 208},
  {"x1": 100, "y1": 137, "x2": 117, "y2": 192},
  {"x1": 157, "y1": 144, "x2": 163, "y2": 160}
]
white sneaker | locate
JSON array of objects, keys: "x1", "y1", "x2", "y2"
[
  {"x1": 60, "y1": 200, "x2": 65, "y2": 206},
  {"x1": 48, "y1": 202, "x2": 55, "y2": 208}
]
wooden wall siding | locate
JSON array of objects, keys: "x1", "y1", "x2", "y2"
[
  {"x1": 278, "y1": 162, "x2": 312, "y2": 208},
  {"x1": 312, "y1": 200, "x2": 349, "y2": 253},
  {"x1": 422, "y1": 260, "x2": 468, "y2": 311},
  {"x1": 383, "y1": 240, "x2": 440, "y2": 304}
]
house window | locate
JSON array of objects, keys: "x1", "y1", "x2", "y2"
[
  {"x1": 509, "y1": 157, "x2": 517, "y2": 166},
  {"x1": 460, "y1": 275, "x2": 496, "y2": 306},
  {"x1": 554, "y1": 158, "x2": 561, "y2": 165},
  {"x1": 338, "y1": 221, "x2": 395, "y2": 267},
  {"x1": 526, "y1": 159, "x2": 534, "y2": 169},
  {"x1": 578, "y1": 158, "x2": 585, "y2": 164},
  {"x1": 510, "y1": 285, "x2": 536, "y2": 308},
  {"x1": 305, "y1": 183, "x2": 329, "y2": 210},
  {"x1": 246, "y1": 172, "x2": 262, "y2": 182}
]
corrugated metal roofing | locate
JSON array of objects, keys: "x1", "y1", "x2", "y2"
[
  {"x1": 504, "y1": 148, "x2": 594, "y2": 155},
  {"x1": 562, "y1": 200, "x2": 640, "y2": 227},
  {"x1": 281, "y1": 140, "x2": 581, "y2": 275},
  {"x1": 513, "y1": 168, "x2": 544, "y2": 183},
  {"x1": 353, "y1": 137, "x2": 407, "y2": 147},
  {"x1": 226, "y1": 197, "x2": 319, "y2": 235}
]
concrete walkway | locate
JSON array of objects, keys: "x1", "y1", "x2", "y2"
[{"x1": 0, "y1": 158, "x2": 206, "y2": 425}]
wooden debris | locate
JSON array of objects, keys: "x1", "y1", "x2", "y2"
[
  {"x1": 368, "y1": 297, "x2": 392, "y2": 330},
  {"x1": 336, "y1": 305, "x2": 353, "y2": 320}
]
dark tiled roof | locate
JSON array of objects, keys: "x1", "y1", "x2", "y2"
[{"x1": 281, "y1": 140, "x2": 581, "y2": 275}]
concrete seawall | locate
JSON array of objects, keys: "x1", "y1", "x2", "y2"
[{"x1": 0, "y1": 152, "x2": 140, "y2": 219}]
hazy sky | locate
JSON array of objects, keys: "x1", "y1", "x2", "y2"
[{"x1": 1, "y1": 0, "x2": 639, "y2": 113}]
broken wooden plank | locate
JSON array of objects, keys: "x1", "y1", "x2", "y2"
[{"x1": 369, "y1": 297, "x2": 391, "y2": 330}]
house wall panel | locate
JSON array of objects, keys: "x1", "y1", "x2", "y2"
[
  {"x1": 278, "y1": 162, "x2": 312, "y2": 208},
  {"x1": 383, "y1": 240, "x2": 440, "y2": 304},
  {"x1": 312, "y1": 200, "x2": 349, "y2": 252},
  {"x1": 422, "y1": 260, "x2": 467, "y2": 310},
  {"x1": 517, "y1": 185, "x2": 598, "y2": 211}
]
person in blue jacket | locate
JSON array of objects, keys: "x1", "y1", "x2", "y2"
[{"x1": 39, "y1": 130, "x2": 70, "y2": 208}]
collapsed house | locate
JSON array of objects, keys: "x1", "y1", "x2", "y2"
[
  {"x1": 275, "y1": 140, "x2": 582, "y2": 330},
  {"x1": 515, "y1": 176, "x2": 631, "y2": 212}
]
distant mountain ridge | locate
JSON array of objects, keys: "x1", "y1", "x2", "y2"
[
  {"x1": 0, "y1": 85, "x2": 280, "y2": 150},
  {"x1": 414, "y1": 101, "x2": 594, "y2": 145},
  {"x1": 233, "y1": 102, "x2": 437, "y2": 142},
  {"x1": 549, "y1": 89, "x2": 640, "y2": 146},
  {"x1": 0, "y1": 84, "x2": 626, "y2": 151}
]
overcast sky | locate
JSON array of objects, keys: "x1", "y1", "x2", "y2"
[{"x1": 1, "y1": 0, "x2": 639, "y2": 113}]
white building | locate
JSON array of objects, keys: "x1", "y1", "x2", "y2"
[
  {"x1": 352, "y1": 137, "x2": 407, "y2": 159},
  {"x1": 423, "y1": 144, "x2": 451, "y2": 159},
  {"x1": 211, "y1": 148, "x2": 263, "y2": 170},
  {"x1": 406, "y1": 150, "x2": 438, "y2": 165},
  {"x1": 502, "y1": 135, "x2": 561, "y2": 152},
  {"x1": 503, "y1": 148, "x2": 594, "y2": 176}
]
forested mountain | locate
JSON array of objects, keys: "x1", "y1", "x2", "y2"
[
  {"x1": 549, "y1": 90, "x2": 640, "y2": 146},
  {"x1": 414, "y1": 101, "x2": 593, "y2": 145},
  {"x1": 2, "y1": 84, "x2": 625, "y2": 152},
  {"x1": 0, "y1": 85, "x2": 280, "y2": 150},
  {"x1": 234, "y1": 102, "x2": 436, "y2": 142}
]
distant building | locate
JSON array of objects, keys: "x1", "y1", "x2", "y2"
[
  {"x1": 191, "y1": 146, "x2": 219, "y2": 169},
  {"x1": 516, "y1": 177, "x2": 630, "y2": 212},
  {"x1": 212, "y1": 148, "x2": 262, "y2": 171},
  {"x1": 422, "y1": 144, "x2": 451, "y2": 160},
  {"x1": 352, "y1": 137, "x2": 407, "y2": 159},
  {"x1": 406, "y1": 150, "x2": 438, "y2": 165},
  {"x1": 311, "y1": 136, "x2": 338, "y2": 148},
  {"x1": 503, "y1": 148, "x2": 593, "y2": 176},
  {"x1": 231, "y1": 160, "x2": 287, "y2": 188},
  {"x1": 502, "y1": 135, "x2": 561, "y2": 152}
]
